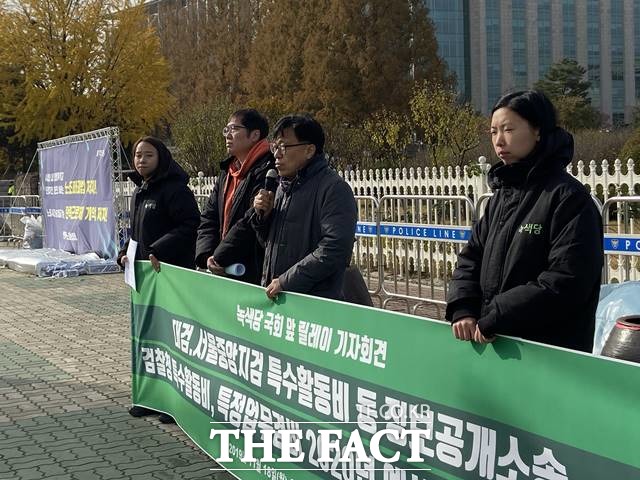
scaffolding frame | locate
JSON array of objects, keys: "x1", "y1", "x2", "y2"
[{"x1": 37, "y1": 126, "x2": 127, "y2": 255}]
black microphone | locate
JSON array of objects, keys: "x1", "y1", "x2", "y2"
[
  {"x1": 257, "y1": 169, "x2": 278, "y2": 221},
  {"x1": 264, "y1": 168, "x2": 278, "y2": 193}
]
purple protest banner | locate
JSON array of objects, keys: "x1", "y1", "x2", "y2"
[{"x1": 39, "y1": 137, "x2": 117, "y2": 258}]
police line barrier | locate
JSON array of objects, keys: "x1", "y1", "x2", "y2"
[
  {"x1": 474, "y1": 192, "x2": 494, "y2": 221},
  {"x1": 0, "y1": 195, "x2": 41, "y2": 242},
  {"x1": 355, "y1": 193, "x2": 640, "y2": 316},
  {"x1": 368, "y1": 195, "x2": 476, "y2": 317},
  {"x1": 473, "y1": 193, "x2": 604, "y2": 232},
  {"x1": 353, "y1": 196, "x2": 382, "y2": 303},
  {"x1": 0, "y1": 207, "x2": 42, "y2": 214},
  {"x1": 601, "y1": 196, "x2": 640, "y2": 283},
  {"x1": 9, "y1": 191, "x2": 640, "y2": 289}
]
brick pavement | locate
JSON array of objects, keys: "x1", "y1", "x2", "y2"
[{"x1": 0, "y1": 268, "x2": 232, "y2": 480}]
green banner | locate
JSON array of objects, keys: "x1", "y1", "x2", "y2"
[{"x1": 131, "y1": 262, "x2": 640, "y2": 480}]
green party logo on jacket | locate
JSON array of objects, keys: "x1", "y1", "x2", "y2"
[{"x1": 518, "y1": 223, "x2": 543, "y2": 235}]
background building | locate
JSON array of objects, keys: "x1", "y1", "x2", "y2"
[
  {"x1": 423, "y1": 0, "x2": 470, "y2": 101},
  {"x1": 427, "y1": 0, "x2": 640, "y2": 125}
]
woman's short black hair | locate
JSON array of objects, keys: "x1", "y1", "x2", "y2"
[
  {"x1": 131, "y1": 136, "x2": 173, "y2": 178},
  {"x1": 132, "y1": 136, "x2": 170, "y2": 160},
  {"x1": 272, "y1": 115, "x2": 325, "y2": 155},
  {"x1": 491, "y1": 90, "x2": 557, "y2": 134}
]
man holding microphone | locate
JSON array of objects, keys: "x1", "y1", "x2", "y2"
[{"x1": 252, "y1": 115, "x2": 357, "y2": 300}]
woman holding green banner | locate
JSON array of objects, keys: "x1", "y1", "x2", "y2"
[
  {"x1": 446, "y1": 90, "x2": 603, "y2": 352},
  {"x1": 118, "y1": 136, "x2": 200, "y2": 271},
  {"x1": 118, "y1": 136, "x2": 200, "y2": 423}
]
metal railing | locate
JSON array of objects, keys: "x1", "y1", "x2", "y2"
[
  {"x1": 601, "y1": 196, "x2": 640, "y2": 283},
  {"x1": 0, "y1": 195, "x2": 42, "y2": 243},
  {"x1": 353, "y1": 196, "x2": 382, "y2": 305},
  {"x1": 359, "y1": 195, "x2": 475, "y2": 316},
  {"x1": 5, "y1": 191, "x2": 640, "y2": 317},
  {"x1": 353, "y1": 192, "x2": 633, "y2": 318}
]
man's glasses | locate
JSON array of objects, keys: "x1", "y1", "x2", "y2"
[
  {"x1": 222, "y1": 124, "x2": 247, "y2": 136},
  {"x1": 269, "y1": 142, "x2": 311, "y2": 154}
]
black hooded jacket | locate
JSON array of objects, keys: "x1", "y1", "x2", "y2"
[
  {"x1": 446, "y1": 128, "x2": 603, "y2": 352},
  {"x1": 254, "y1": 154, "x2": 357, "y2": 300},
  {"x1": 195, "y1": 150, "x2": 275, "y2": 284},
  {"x1": 117, "y1": 143, "x2": 200, "y2": 270}
]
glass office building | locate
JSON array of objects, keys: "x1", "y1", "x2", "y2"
[
  {"x1": 427, "y1": 0, "x2": 639, "y2": 124},
  {"x1": 424, "y1": 0, "x2": 470, "y2": 100}
]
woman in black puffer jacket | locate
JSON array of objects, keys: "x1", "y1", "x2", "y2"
[
  {"x1": 118, "y1": 136, "x2": 200, "y2": 424},
  {"x1": 446, "y1": 90, "x2": 603, "y2": 352},
  {"x1": 117, "y1": 136, "x2": 200, "y2": 271}
]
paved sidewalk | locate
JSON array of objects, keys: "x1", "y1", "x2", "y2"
[{"x1": 0, "y1": 268, "x2": 232, "y2": 480}]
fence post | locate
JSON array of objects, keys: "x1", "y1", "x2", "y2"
[{"x1": 197, "y1": 171, "x2": 204, "y2": 196}]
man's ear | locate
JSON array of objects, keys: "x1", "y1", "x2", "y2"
[
  {"x1": 250, "y1": 130, "x2": 261, "y2": 142},
  {"x1": 306, "y1": 144, "x2": 316, "y2": 159}
]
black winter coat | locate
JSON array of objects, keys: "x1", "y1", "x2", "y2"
[
  {"x1": 118, "y1": 149, "x2": 200, "y2": 270},
  {"x1": 256, "y1": 155, "x2": 357, "y2": 300},
  {"x1": 446, "y1": 128, "x2": 603, "y2": 352},
  {"x1": 195, "y1": 150, "x2": 275, "y2": 284}
]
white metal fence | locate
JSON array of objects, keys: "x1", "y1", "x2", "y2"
[
  {"x1": 344, "y1": 157, "x2": 640, "y2": 200},
  {"x1": 95, "y1": 157, "x2": 640, "y2": 315},
  {"x1": 119, "y1": 157, "x2": 640, "y2": 201},
  {"x1": 4, "y1": 176, "x2": 640, "y2": 318}
]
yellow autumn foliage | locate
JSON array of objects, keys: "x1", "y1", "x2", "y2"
[{"x1": 0, "y1": 0, "x2": 173, "y2": 145}]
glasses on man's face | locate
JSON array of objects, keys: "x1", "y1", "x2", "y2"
[
  {"x1": 269, "y1": 142, "x2": 311, "y2": 155},
  {"x1": 222, "y1": 124, "x2": 247, "y2": 136}
]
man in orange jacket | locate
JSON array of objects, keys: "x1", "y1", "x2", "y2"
[{"x1": 195, "y1": 109, "x2": 275, "y2": 284}]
